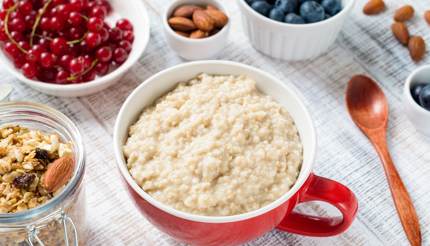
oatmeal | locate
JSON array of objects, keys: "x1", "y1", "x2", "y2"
[
  {"x1": 0, "y1": 125, "x2": 73, "y2": 213},
  {"x1": 124, "y1": 74, "x2": 303, "y2": 216}
]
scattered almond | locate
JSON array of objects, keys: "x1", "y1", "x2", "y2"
[
  {"x1": 43, "y1": 156, "x2": 75, "y2": 193},
  {"x1": 391, "y1": 22, "x2": 409, "y2": 46},
  {"x1": 408, "y1": 36, "x2": 426, "y2": 62},
  {"x1": 206, "y1": 9, "x2": 229, "y2": 28},
  {"x1": 193, "y1": 9, "x2": 215, "y2": 32},
  {"x1": 168, "y1": 17, "x2": 196, "y2": 32},
  {"x1": 190, "y1": 30, "x2": 208, "y2": 39},
  {"x1": 424, "y1": 10, "x2": 430, "y2": 25},
  {"x1": 173, "y1": 5, "x2": 202, "y2": 18},
  {"x1": 363, "y1": 0, "x2": 385, "y2": 15},
  {"x1": 175, "y1": 31, "x2": 190, "y2": 37},
  {"x1": 394, "y1": 5, "x2": 414, "y2": 22}
]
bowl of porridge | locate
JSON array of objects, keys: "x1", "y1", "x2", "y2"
[{"x1": 113, "y1": 61, "x2": 358, "y2": 245}]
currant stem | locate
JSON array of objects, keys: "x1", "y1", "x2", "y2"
[
  {"x1": 67, "y1": 59, "x2": 99, "y2": 81},
  {"x1": 4, "y1": 4, "x2": 28, "y2": 54},
  {"x1": 30, "y1": 0, "x2": 53, "y2": 46}
]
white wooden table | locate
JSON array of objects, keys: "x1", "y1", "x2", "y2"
[{"x1": 2, "y1": 0, "x2": 430, "y2": 245}]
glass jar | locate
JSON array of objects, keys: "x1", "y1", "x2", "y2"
[{"x1": 0, "y1": 102, "x2": 86, "y2": 246}]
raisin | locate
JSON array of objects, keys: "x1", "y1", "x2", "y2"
[
  {"x1": 35, "y1": 148, "x2": 50, "y2": 166},
  {"x1": 13, "y1": 173, "x2": 35, "y2": 189}
]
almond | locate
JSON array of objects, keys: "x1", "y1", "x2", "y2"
[
  {"x1": 190, "y1": 30, "x2": 208, "y2": 39},
  {"x1": 193, "y1": 9, "x2": 215, "y2": 32},
  {"x1": 408, "y1": 36, "x2": 426, "y2": 62},
  {"x1": 363, "y1": 0, "x2": 385, "y2": 15},
  {"x1": 205, "y1": 9, "x2": 229, "y2": 28},
  {"x1": 173, "y1": 5, "x2": 202, "y2": 18},
  {"x1": 43, "y1": 156, "x2": 75, "y2": 193},
  {"x1": 175, "y1": 31, "x2": 190, "y2": 37},
  {"x1": 391, "y1": 22, "x2": 409, "y2": 45},
  {"x1": 424, "y1": 10, "x2": 430, "y2": 25},
  {"x1": 394, "y1": 5, "x2": 414, "y2": 22},
  {"x1": 168, "y1": 17, "x2": 196, "y2": 32}
]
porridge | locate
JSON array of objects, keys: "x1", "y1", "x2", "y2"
[{"x1": 124, "y1": 74, "x2": 303, "y2": 216}]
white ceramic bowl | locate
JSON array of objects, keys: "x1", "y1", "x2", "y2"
[
  {"x1": 162, "y1": 0, "x2": 231, "y2": 60},
  {"x1": 404, "y1": 65, "x2": 430, "y2": 137},
  {"x1": 0, "y1": 0, "x2": 150, "y2": 97},
  {"x1": 237, "y1": 0, "x2": 355, "y2": 61}
]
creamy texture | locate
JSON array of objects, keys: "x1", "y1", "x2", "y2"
[{"x1": 124, "y1": 74, "x2": 303, "y2": 216}]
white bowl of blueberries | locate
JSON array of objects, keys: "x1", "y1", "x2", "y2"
[
  {"x1": 404, "y1": 65, "x2": 430, "y2": 137},
  {"x1": 237, "y1": 0, "x2": 355, "y2": 60}
]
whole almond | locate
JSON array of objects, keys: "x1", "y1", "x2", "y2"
[
  {"x1": 43, "y1": 156, "x2": 75, "y2": 193},
  {"x1": 175, "y1": 31, "x2": 190, "y2": 37},
  {"x1": 394, "y1": 5, "x2": 414, "y2": 22},
  {"x1": 424, "y1": 10, "x2": 430, "y2": 25},
  {"x1": 205, "y1": 9, "x2": 229, "y2": 28},
  {"x1": 408, "y1": 36, "x2": 426, "y2": 62},
  {"x1": 168, "y1": 17, "x2": 196, "y2": 32},
  {"x1": 363, "y1": 0, "x2": 385, "y2": 15},
  {"x1": 173, "y1": 5, "x2": 202, "y2": 18},
  {"x1": 391, "y1": 22, "x2": 409, "y2": 45},
  {"x1": 193, "y1": 9, "x2": 215, "y2": 32},
  {"x1": 190, "y1": 30, "x2": 208, "y2": 39}
]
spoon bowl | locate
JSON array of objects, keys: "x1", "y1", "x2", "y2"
[{"x1": 346, "y1": 75, "x2": 388, "y2": 130}]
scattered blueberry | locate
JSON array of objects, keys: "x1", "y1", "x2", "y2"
[
  {"x1": 285, "y1": 13, "x2": 306, "y2": 23},
  {"x1": 251, "y1": 1, "x2": 273, "y2": 16},
  {"x1": 300, "y1": 1, "x2": 325, "y2": 23},
  {"x1": 321, "y1": 0, "x2": 342, "y2": 16},
  {"x1": 411, "y1": 83, "x2": 426, "y2": 104},
  {"x1": 269, "y1": 8, "x2": 285, "y2": 21},
  {"x1": 275, "y1": 0, "x2": 298, "y2": 14},
  {"x1": 419, "y1": 84, "x2": 430, "y2": 111}
]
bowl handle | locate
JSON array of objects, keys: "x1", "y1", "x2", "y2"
[{"x1": 276, "y1": 173, "x2": 358, "y2": 237}]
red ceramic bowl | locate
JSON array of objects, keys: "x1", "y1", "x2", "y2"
[{"x1": 113, "y1": 61, "x2": 358, "y2": 245}]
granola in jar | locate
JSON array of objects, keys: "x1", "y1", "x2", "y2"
[{"x1": 0, "y1": 125, "x2": 73, "y2": 214}]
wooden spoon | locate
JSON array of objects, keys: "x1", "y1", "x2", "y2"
[{"x1": 346, "y1": 75, "x2": 421, "y2": 246}]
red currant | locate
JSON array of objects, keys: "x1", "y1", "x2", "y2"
[
  {"x1": 59, "y1": 54, "x2": 73, "y2": 69},
  {"x1": 87, "y1": 17, "x2": 103, "y2": 32},
  {"x1": 68, "y1": 11, "x2": 82, "y2": 27},
  {"x1": 10, "y1": 31, "x2": 24, "y2": 42},
  {"x1": 18, "y1": 41, "x2": 30, "y2": 51},
  {"x1": 69, "y1": 0, "x2": 85, "y2": 12},
  {"x1": 0, "y1": 27, "x2": 7, "y2": 41},
  {"x1": 116, "y1": 19, "x2": 133, "y2": 31},
  {"x1": 3, "y1": 0, "x2": 15, "y2": 9},
  {"x1": 82, "y1": 69, "x2": 96, "y2": 82},
  {"x1": 90, "y1": 6, "x2": 107, "y2": 19},
  {"x1": 109, "y1": 27, "x2": 123, "y2": 42},
  {"x1": 50, "y1": 16, "x2": 64, "y2": 31},
  {"x1": 9, "y1": 17, "x2": 26, "y2": 32},
  {"x1": 55, "y1": 70, "x2": 70, "y2": 83},
  {"x1": 118, "y1": 40, "x2": 131, "y2": 53},
  {"x1": 13, "y1": 53, "x2": 25, "y2": 68},
  {"x1": 18, "y1": 0, "x2": 33, "y2": 15},
  {"x1": 40, "y1": 52, "x2": 57, "y2": 68},
  {"x1": 26, "y1": 45, "x2": 44, "y2": 63},
  {"x1": 50, "y1": 37, "x2": 67, "y2": 55},
  {"x1": 0, "y1": 10, "x2": 7, "y2": 21},
  {"x1": 113, "y1": 48, "x2": 127, "y2": 64},
  {"x1": 95, "y1": 62, "x2": 109, "y2": 75},
  {"x1": 24, "y1": 10, "x2": 36, "y2": 29},
  {"x1": 85, "y1": 32, "x2": 101, "y2": 48},
  {"x1": 4, "y1": 42, "x2": 19, "y2": 58},
  {"x1": 68, "y1": 27, "x2": 84, "y2": 40},
  {"x1": 123, "y1": 30, "x2": 134, "y2": 42},
  {"x1": 69, "y1": 57, "x2": 85, "y2": 74},
  {"x1": 96, "y1": 46, "x2": 112, "y2": 62},
  {"x1": 40, "y1": 17, "x2": 50, "y2": 30},
  {"x1": 22, "y1": 62, "x2": 38, "y2": 78},
  {"x1": 55, "y1": 4, "x2": 71, "y2": 20},
  {"x1": 99, "y1": 27, "x2": 109, "y2": 43}
]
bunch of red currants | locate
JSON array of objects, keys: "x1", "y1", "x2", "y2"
[{"x1": 0, "y1": 0, "x2": 134, "y2": 84}]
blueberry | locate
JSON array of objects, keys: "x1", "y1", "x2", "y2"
[
  {"x1": 411, "y1": 83, "x2": 426, "y2": 104},
  {"x1": 325, "y1": 13, "x2": 331, "y2": 19},
  {"x1": 419, "y1": 84, "x2": 430, "y2": 111},
  {"x1": 251, "y1": 1, "x2": 273, "y2": 16},
  {"x1": 284, "y1": 13, "x2": 305, "y2": 23},
  {"x1": 300, "y1": 1, "x2": 325, "y2": 23},
  {"x1": 275, "y1": 0, "x2": 298, "y2": 13},
  {"x1": 321, "y1": 0, "x2": 342, "y2": 16},
  {"x1": 269, "y1": 8, "x2": 285, "y2": 21}
]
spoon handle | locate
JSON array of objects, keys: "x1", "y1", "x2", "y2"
[{"x1": 373, "y1": 137, "x2": 421, "y2": 246}]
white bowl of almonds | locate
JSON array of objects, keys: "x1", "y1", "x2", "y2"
[{"x1": 163, "y1": 0, "x2": 230, "y2": 60}]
